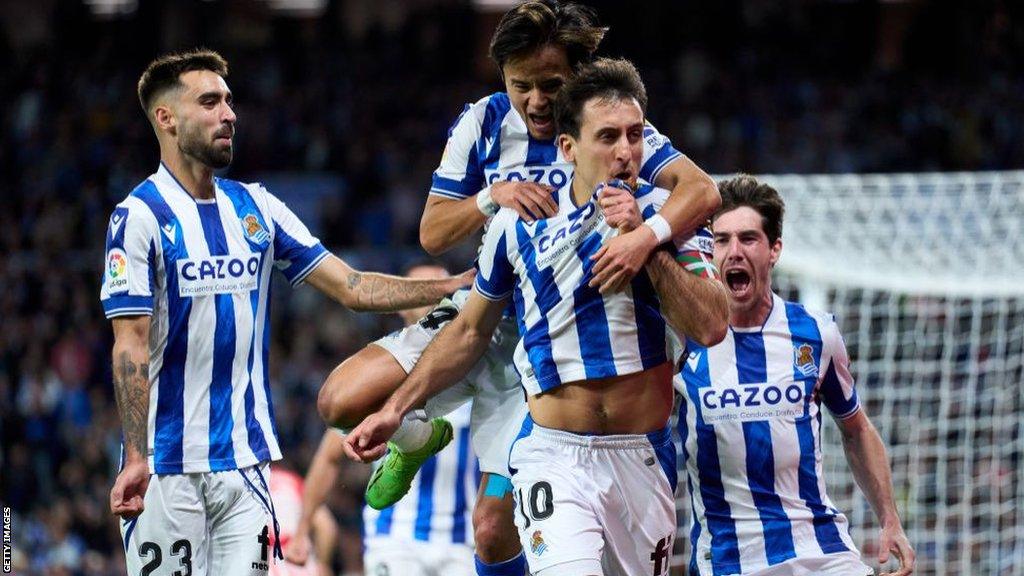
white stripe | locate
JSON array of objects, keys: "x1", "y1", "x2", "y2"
[{"x1": 684, "y1": 385, "x2": 716, "y2": 575}]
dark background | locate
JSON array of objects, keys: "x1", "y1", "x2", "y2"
[{"x1": 1, "y1": 1, "x2": 1021, "y2": 573}]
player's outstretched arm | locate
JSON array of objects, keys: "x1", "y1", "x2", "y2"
[
  {"x1": 305, "y1": 254, "x2": 473, "y2": 312},
  {"x1": 285, "y1": 432, "x2": 346, "y2": 566},
  {"x1": 837, "y1": 410, "x2": 915, "y2": 576},
  {"x1": 646, "y1": 250, "x2": 729, "y2": 347},
  {"x1": 109, "y1": 315, "x2": 152, "y2": 519},
  {"x1": 590, "y1": 156, "x2": 719, "y2": 292},
  {"x1": 344, "y1": 290, "x2": 506, "y2": 462}
]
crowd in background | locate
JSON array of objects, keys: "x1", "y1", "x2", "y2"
[{"x1": 1, "y1": 1, "x2": 1022, "y2": 573}]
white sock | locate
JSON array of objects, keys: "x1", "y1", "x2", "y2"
[{"x1": 390, "y1": 416, "x2": 434, "y2": 453}]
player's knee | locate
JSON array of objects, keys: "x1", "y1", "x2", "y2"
[
  {"x1": 473, "y1": 502, "x2": 517, "y2": 558},
  {"x1": 317, "y1": 372, "x2": 369, "y2": 429}
]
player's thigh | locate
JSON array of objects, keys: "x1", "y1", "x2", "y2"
[
  {"x1": 473, "y1": 474, "x2": 521, "y2": 559},
  {"x1": 599, "y1": 440, "x2": 677, "y2": 576},
  {"x1": 205, "y1": 465, "x2": 275, "y2": 576},
  {"x1": 509, "y1": 439, "x2": 604, "y2": 573},
  {"x1": 318, "y1": 343, "x2": 408, "y2": 429},
  {"x1": 466, "y1": 339, "x2": 526, "y2": 475},
  {"x1": 121, "y1": 473, "x2": 209, "y2": 576},
  {"x1": 363, "y1": 541, "x2": 431, "y2": 576}
]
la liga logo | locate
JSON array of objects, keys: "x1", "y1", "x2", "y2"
[{"x1": 106, "y1": 248, "x2": 129, "y2": 292}]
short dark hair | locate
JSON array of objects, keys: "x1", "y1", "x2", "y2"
[
  {"x1": 489, "y1": 0, "x2": 606, "y2": 76},
  {"x1": 714, "y1": 175, "x2": 786, "y2": 244},
  {"x1": 553, "y1": 57, "x2": 647, "y2": 139},
  {"x1": 137, "y1": 48, "x2": 228, "y2": 113}
]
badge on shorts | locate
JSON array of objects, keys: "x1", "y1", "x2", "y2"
[{"x1": 530, "y1": 530, "x2": 549, "y2": 556}]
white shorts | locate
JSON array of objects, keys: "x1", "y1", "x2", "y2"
[
  {"x1": 507, "y1": 416, "x2": 678, "y2": 576},
  {"x1": 374, "y1": 294, "x2": 526, "y2": 476},
  {"x1": 120, "y1": 462, "x2": 275, "y2": 576},
  {"x1": 744, "y1": 551, "x2": 873, "y2": 576},
  {"x1": 363, "y1": 538, "x2": 475, "y2": 576}
]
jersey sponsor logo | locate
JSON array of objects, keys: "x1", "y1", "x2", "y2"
[
  {"x1": 177, "y1": 254, "x2": 260, "y2": 297},
  {"x1": 794, "y1": 344, "x2": 819, "y2": 378},
  {"x1": 700, "y1": 382, "x2": 807, "y2": 423},
  {"x1": 106, "y1": 248, "x2": 130, "y2": 293},
  {"x1": 241, "y1": 213, "x2": 270, "y2": 244},
  {"x1": 534, "y1": 201, "x2": 600, "y2": 267},
  {"x1": 487, "y1": 167, "x2": 570, "y2": 189}
]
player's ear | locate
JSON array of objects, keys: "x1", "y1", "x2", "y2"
[
  {"x1": 153, "y1": 103, "x2": 176, "y2": 136},
  {"x1": 769, "y1": 238, "x2": 782, "y2": 267},
  {"x1": 558, "y1": 134, "x2": 576, "y2": 163}
]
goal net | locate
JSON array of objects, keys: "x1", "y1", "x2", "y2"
[{"x1": 673, "y1": 171, "x2": 1024, "y2": 576}]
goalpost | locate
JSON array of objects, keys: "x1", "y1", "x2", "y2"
[{"x1": 673, "y1": 171, "x2": 1024, "y2": 576}]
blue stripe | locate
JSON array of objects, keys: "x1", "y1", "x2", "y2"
[
  {"x1": 374, "y1": 499, "x2": 394, "y2": 537},
  {"x1": 429, "y1": 177, "x2": 475, "y2": 199},
  {"x1": 103, "y1": 296, "x2": 154, "y2": 316},
  {"x1": 133, "y1": 182, "x2": 186, "y2": 474},
  {"x1": 785, "y1": 303, "x2": 849, "y2": 554},
  {"x1": 734, "y1": 331, "x2": 797, "y2": 566},
  {"x1": 414, "y1": 455, "x2": 438, "y2": 541},
  {"x1": 477, "y1": 232, "x2": 516, "y2": 299},
  {"x1": 516, "y1": 221, "x2": 562, "y2": 391},
  {"x1": 631, "y1": 269, "x2": 668, "y2": 369},
  {"x1": 197, "y1": 203, "x2": 237, "y2": 471},
  {"x1": 525, "y1": 135, "x2": 557, "y2": 166},
  {"x1": 641, "y1": 143, "x2": 682, "y2": 184},
  {"x1": 507, "y1": 413, "x2": 535, "y2": 477},
  {"x1": 572, "y1": 229, "x2": 615, "y2": 379},
  {"x1": 262, "y1": 279, "x2": 278, "y2": 447},
  {"x1": 647, "y1": 426, "x2": 678, "y2": 493},
  {"x1": 122, "y1": 518, "x2": 138, "y2": 551},
  {"x1": 682, "y1": 344, "x2": 740, "y2": 575},
  {"x1": 481, "y1": 93, "x2": 511, "y2": 172},
  {"x1": 219, "y1": 180, "x2": 273, "y2": 463},
  {"x1": 452, "y1": 426, "x2": 471, "y2": 544}
]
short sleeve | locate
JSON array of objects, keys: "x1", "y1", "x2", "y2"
[
  {"x1": 100, "y1": 202, "x2": 157, "y2": 318},
  {"x1": 265, "y1": 189, "x2": 329, "y2": 286},
  {"x1": 430, "y1": 102, "x2": 486, "y2": 200},
  {"x1": 639, "y1": 122, "x2": 683, "y2": 185},
  {"x1": 473, "y1": 212, "x2": 516, "y2": 301},
  {"x1": 819, "y1": 319, "x2": 861, "y2": 419}
]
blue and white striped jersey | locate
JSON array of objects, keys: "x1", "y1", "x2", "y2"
[
  {"x1": 100, "y1": 163, "x2": 329, "y2": 474},
  {"x1": 475, "y1": 181, "x2": 714, "y2": 396},
  {"x1": 677, "y1": 294, "x2": 862, "y2": 576},
  {"x1": 363, "y1": 403, "x2": 480, "y2": 546},
  {"x1": 430, "y1": 92, "x2": 681, "y2": 203}
]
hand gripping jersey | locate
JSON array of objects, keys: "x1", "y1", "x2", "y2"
[
  {"x1": 677, "y1": 294, "x2": 862, "y2": 576},
  {"x1": 100, "y1": 163, "x2": 328, "y2": 474},
  {"x1": 475, "y1": 181, "x2": 714, "y2": 395}
]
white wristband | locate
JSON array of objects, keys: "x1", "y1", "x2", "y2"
[
  {"x1": 476, "y1": 186, "x2": 499, "y2": 216},
  {"x1": 643, "y1": 213, "x2": 673, "y2": 244}
]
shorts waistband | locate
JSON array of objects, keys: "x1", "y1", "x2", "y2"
[{"x1": 527, "y1": 415, "x2": 671, "y2": 450}]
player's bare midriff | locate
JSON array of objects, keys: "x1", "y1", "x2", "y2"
[{"x1": 526, "y1": 361, "x2": 674, "y2": 434}]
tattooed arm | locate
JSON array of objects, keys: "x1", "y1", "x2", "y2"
[
  {"x1": 304, "y1": 254, "x2": 474, "y2": 312},
  {"x1": 109, "y1": 315, "x2": 152, "y2": 518}
]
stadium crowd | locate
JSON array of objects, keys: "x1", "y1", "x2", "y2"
[{"x1": 1, "y1": 1, "x2": 1021, "y2": 574}]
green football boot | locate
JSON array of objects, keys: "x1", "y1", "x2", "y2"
[{"x1": 365, "y1": 418, "x2": 454, "y2": 510}]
